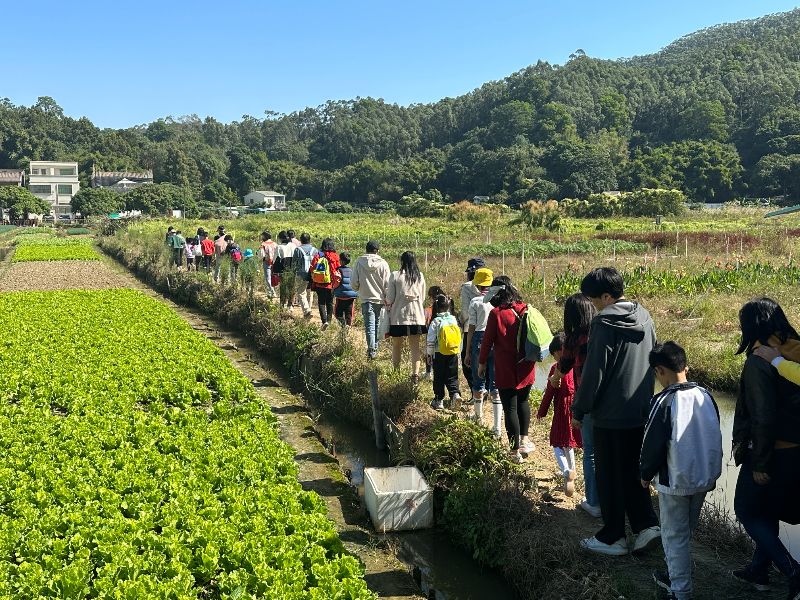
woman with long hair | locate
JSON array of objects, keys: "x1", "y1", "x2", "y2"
[
  {"x1": 386, "y1": 251, "x2": 427, "y2": 382},
  {"x1": 731, "y1": 297, "x2": 800, "y2": 596},
  {"x1": 478, "y1": 277, "x2": 537, "y2": 463},
  {"x1": 550, "y1": 293, "x2": 600, "y2": 517},
  {"x1": 309, "y1": 238, "x2": 340, "y2": 329}
]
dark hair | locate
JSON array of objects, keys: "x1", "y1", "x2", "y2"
[
  {"x1": 650, "y1": 341, "x2": 687, "y2": 372},
  {"x1": 580, "y1": 267, "x2": 624, "y2": 299},
  {"x1": 321, "y1": 238, "x2": 336, "y2": 252},
  {"x1": 176, "y1": 230, "x2": 182, "y2": 235},
  {"x1": 277, "y1": 230, "x2": 288, "y2": 244},
  {"x1": 737, "y1": 297, "x2": 799, "y2": 355},
  {"x1": 224, "y1": 234, "x2": 232, "y2": 241},
  {"x1": 400, "y1": 251, "x2": 421, "y2": 286},
  {"x1": 261, "y1": 231, "x2": 272, "y2": 241},
  {"x1": 339, "y1": 252, "x2": 351, "y2": 265},
  {"x1": 434, "y1": 294, "x2": 451, "y2": 314},
  {"x1": 428, "y1": 285, "x2": 445, "y2": 300},
  {"x1": 366, "y1": 240, "x2": 380, "y2": 253},
  {"x1": 549, "y1": 332, "x2": 566, "y2": 355},
  {"x1": 489, "y1": 276, "x2": 522, "y2": 307},
  {"x1": 287, "y1": 229, "x2": 296, "y2": 238},
  {"x1": 167, "y1": 226, "x2": 174, "y2": 232},
  {"x1": 563, "y1": 293, "x2": 596, "y2": 344},
  {"x1": 217, "y1": 225, "x2": 225, "y2": 232},
  {"x1": 300, "y1": 232, "x2": 311, "y2": 244}
]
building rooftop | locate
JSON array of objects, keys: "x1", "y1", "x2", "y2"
[
  {"x1": 0, "y1": 169, "x2": 24, "y2": 183},
  {"x1": 250, "y1": 190, "x2": 284, "y2": 196}
]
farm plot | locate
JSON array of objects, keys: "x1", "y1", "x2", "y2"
[
  {"x1": 12, "y1": 237, "x2": 100, "y2": 262},
  {"x1": 0, "y1": 260, "x2": 126, "y2": 291},
  {"x1": 0, "y1": 289, "x2": 373, "y2": 599}
]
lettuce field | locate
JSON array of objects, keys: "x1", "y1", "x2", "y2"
[
  {"x1": 0, "y1": 289, "x2": 373, "y2": 599},
  {"x1": 11, "y1": 238, "x2": 100, "y2": 262}
]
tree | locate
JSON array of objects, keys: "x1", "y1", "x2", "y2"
[
  {"x1": 202, "y1": 181, "x2": 237, "y2": 207},
  {"x1": 123, "y1": 183, "x2": 187, "y2": 216},
  {"x1": 226, "y1": 145, "x2": 267, "y2": 198},
  {"x1": 752, "y1": 153, "x2": 800, "y2": 201},
  {"x1": 0, "y1": 187, "x2": 51, "y2": 220},
  {"x1": 71, "y1": 187, "x2": 124, "y2": 216}
]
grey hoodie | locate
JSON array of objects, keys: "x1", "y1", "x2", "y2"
[
  {"x1": 351, "y1": 253, "x2": 391, "y2": 303},
  {"x1": 571, "y1": 300, "x2": 656, "y2": 429}
]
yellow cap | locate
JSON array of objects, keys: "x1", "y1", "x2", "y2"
[{"x1": 473, "y1": 267, "x2": 493, "y2": 287}]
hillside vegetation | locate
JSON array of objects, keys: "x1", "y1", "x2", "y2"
[{"x1": 2, "y1": 9, "x2": 800, "y2": 213}]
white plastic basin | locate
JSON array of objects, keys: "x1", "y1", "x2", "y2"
[{"x1": 364, "y1": 466, "x2": 434, "y2": 532}]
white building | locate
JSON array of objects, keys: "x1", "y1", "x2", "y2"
[
  {"x1": 243, "y1": 190, "x2": 286, "y2": 210},
  {"x1": 27, "y1": 161, "x2": 80, "y2": 217}
]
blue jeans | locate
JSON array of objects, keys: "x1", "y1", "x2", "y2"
[
  {"x1": 470, "y1": 331, "x2": 495, "y2": 393},
  {"x1": 361, "y1": 302, "x2": 383, "y2": 357},
  {"x1": 262, "y1": 264, "x2": 275, "y2": 297},
  {"x1": 735, "y1": 450, "x2": 800, "y2": 579},
  {"x1": 582, "y1": 414, "x2": 599, "y2": 507}
]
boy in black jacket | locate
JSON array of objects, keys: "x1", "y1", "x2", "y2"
[
  {"x1": 640, "y1": 342, "x2": 722, "y2": 600},
  {"x1": 572, "y1": 267, "x2": 660, "y2": 556}
]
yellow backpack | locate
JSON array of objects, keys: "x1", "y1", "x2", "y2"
[{"x1": 437, "y1": 317, "x2": 461, "y2": 355}]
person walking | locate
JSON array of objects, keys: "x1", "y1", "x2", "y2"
[
  {"x1": 478, "y1": 278, "x2": 536, "y2": 464},
  {"x1": 351, "y1": 240, "x2": 391, "y2": 359},
  {"x1": 572, "y1": 267, "x2": 660, "y2": 557},
  {"x1": 274, "y1": 231, "x2": 295, "y2": 309},
  {"x1": 213, "y1": 230, "x2": 228, "y2": 283},
  {"x1": 224, "y1": 235, "x2": 242, "y2": 283},
  {"x1": 550, "y1": 293, "x2": 601, "y2": 518},
  {"x1": 169, "y1": 229, "x2": 186, "y2": 268},
  {"x1": 200, "y1": 234, "x2": 215, "y2": 274},
  {"x1": 310, "y1": 238, "x2": 340, "y2": 330},
  {"x1": 641, "y1": 341, "x2": 722, "y2": 600},
  {"x1": 292, "y1": 233, "x2": 317, "y2": 318},
  {"x1": 460, "y1": 258, "x2": 485, "y2": 391},
  {"x1": 333, "y1": 252, "x2": 358, "y2": 327},
  {"x1": 731, "y1": 298, "x2": 800, "y2": 598},
  {"x1": 426, "y1": 294, "x2": 462, "y2": 410},
  {"x1": 538, "y1": 333, "x2": 583, "y2": 497},
  {"x1": 386, "y1": 251, "x2": 427, "y2": 382},
  {"x1": 258, "y1": 231, "x2": 278, "y2": 298},
  {"x1": 462, "y1": 268, "x2": 500, "y2": 429}
]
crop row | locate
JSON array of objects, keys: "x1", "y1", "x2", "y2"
[
  {"x1": 12, "y1": 243, "x2": 100, "y2": 262},
  {"x1": 526, "y1": 261, "x2": 800, "y2": 299},
  {"x1": 0, "y1": 289, "x2": 373, "y2": 599}
]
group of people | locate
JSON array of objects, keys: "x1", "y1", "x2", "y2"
[{"x1": 165, "y1": 225, "x2": 800, "y2": 600}]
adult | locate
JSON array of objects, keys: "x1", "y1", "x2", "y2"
[
  {"x1": 213, "y1": 230, "x2": 228, "y2": 283},
  {"x1": 478, "y1": 278, "x2": 536, "y2": 463},
  {"x1": 288, "y1": 229, "x2": 300, "y2": 247},
  {"x1": 292, "y1": 233, "x2": 317, "y2": 318},
  {"x1": 351, "y1": 240, "x2": 391, "y2": 359},
  {"x1": 169, "y1": 229, "x2": 185, "y2": 268},
  {"x1": 310, "y1": 238, "x2": 341, "y2": 329},
  {"x1": 572, "y1": 267, "x2": 660, "y2": 556},
  {"x1": 275, "y1": 231, "x2": 296, "y2": 309},
  {"x1": 165, "y1": 226, "x2": 175, "y2": 244},
  {"x1": 550, "y1": 293, "x2": 601, "y2": 518},
  {"x1": 460, "y1": 257, "x2": 485, "y2": 390},
  {"x1": 385, "y1": 251, "x2": 427, "y2": 382},
  {"x1": 462, "y1": 267, "x2": 498, "y2": 427},
  {"x1": 731, "y1": 298, "x2": 800, "y2": 597},
  {"x1": 258, "y1": 231, "x2": 278, "y2": 299}
]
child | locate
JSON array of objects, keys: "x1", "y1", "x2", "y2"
[
  {"x1": 640, "y1": 341, "x2": 722, "y2": 600},
  {"x1": 224, "y1": 235, "x2": 242, "y2": 282},
  {"x1": 463, "y1": 268, "x2": 500, "y2": 430},
  {"x1": 426, "y1": 295, "x2": 462, "y2": 410},
  {"x1": 192, "y1": 237, "x2": 203, "y2": 270},
  {"x1": 185, "y1": 237, "x2": 196, "y2": 270},
  {"x1": 200, "y1": 234, "x2": 215, "y2": 273},
  {"x1": 537, "y1": 333, "x2": 582, "y2": 496},
  {"x1": 333, "y1": 252, "x2": 358, "y2": 327},
  {"x1": 424, "y1": 286, "x2": 451, "y2": 380}
]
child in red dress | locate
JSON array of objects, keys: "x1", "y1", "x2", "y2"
[{"x1": 537, "y1": 333, "x2": 583, "y2": 496}]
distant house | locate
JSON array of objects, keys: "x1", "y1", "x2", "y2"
[
  {"x1": 27, "y1": 161, "x2": 80, "y2": 217},
  {"x1": 472, "y1": 195, "x2": 491, "y2": 205},
  {"x1": 0, "y1": 169, "x2": 24, "y2": 187},
  {"x1": 243, "y1": 190, "x2": 286, "y2": 210},
  {"x1": 91, "y1": 167, "x2": 153, "y2": 192}
]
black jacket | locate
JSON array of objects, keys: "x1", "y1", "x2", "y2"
[
  {"x1": 733, "y1": 354, "x2": 800, "y2": 472},
  {"x1": 571, "y1": 300, "x2": 656, "y2": 429}
]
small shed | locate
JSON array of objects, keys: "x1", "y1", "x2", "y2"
[{"x1": 243, "y1": 190, "x2": 287, "y2": 210}]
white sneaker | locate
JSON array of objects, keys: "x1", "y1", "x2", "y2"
[
  {"x1": 509, "y1": 452, "x2": 525, "y2": 464},
  {"x1": 580, "y1": 536, "x2": 628, "y2": 556},
  {"x1": 520, "y1": 439, "x2": 535, "y2": 455},
  {"x1": 632, "y1": 526, "x2": 661, "y2": 553},
  {"x1": 578, "y1": 499, "x2": 602, "y2": 518}
]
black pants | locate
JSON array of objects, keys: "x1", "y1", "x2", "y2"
[
  {"x1": 499, "y1": 385, "x2": 532, "y2": 451},
  {"x1": 593, "y1": 425, "x2": 659, "y2": 544},
  {"x1": 461, "y1": 333, "x2": 473, "y2": 390},
  {"x1": 316, "y1": 288, "x2": 334, "y2": 324},
  {"x1": 203, "y1": 255, "x2": 213, "y2": 271},
  {"x1": 433, "y1": 353, "x2": 460, "y2": 400},
  {"x1": 335, "y1": 298, "x2": 355, "y2": 325}
]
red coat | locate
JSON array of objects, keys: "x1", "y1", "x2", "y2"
[
  {"x1": 537, "y1": 364, "x2": 583, "y2": 448},
  {"x1": 309, "y1": 251, "x2": 340, "y2": 290},
  {"x1": 478, "y1": 302, "x2": 536, "y2": 390}
]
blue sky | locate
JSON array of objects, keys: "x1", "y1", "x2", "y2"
[{"x1": 2, "y1": 0, "x2": 798, "y2": 129}]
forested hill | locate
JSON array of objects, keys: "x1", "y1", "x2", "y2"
[{"x1": 2, "y1": 8, "x2": 800, "y2": 213}]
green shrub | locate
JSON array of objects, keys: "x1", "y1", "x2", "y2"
[
  {"x1": 561, "y1": 188, "x2": 686, "y2": 218},
  {"x1": 510, "y1": 200, "x2": 563, "y2": 231}
]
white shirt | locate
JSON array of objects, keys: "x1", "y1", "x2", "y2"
[{"x1": 467, "y1": 294, "x2": 492, "y2": 332}]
